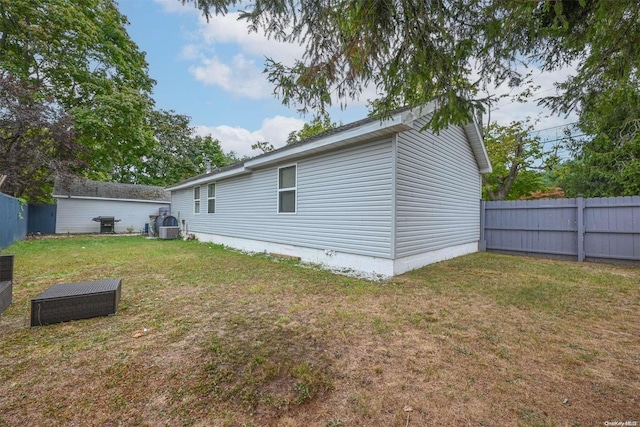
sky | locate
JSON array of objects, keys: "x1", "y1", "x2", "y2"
[{"x1": 117, "y1": 0, "x2": 579, "y2": 159}]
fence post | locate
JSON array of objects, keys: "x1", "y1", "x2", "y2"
[
  {"x1": 577, "y1": 195, "x2": 585, "y2": 262},
  {"x1": 479, "y1": 199, "x2": 487, "y2": 252}
]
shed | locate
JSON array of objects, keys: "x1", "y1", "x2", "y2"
[
  {"x1": 53, "y1": 177, "x2": 170, "y2": 234},
  {"x1": 166, "y1": 104, "x2": 492, "y2": 277}
]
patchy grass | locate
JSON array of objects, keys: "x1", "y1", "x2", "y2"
[{"x1": 1, "y1": 235, "x2": 639, "y2": 426}]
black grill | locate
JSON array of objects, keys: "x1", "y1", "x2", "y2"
[
  {"x1": 94, "y1": 216, "x2": 115, "y2": 234},
  {"x1": 100, "y1": 217, "x2": 114, "y2": 234}
]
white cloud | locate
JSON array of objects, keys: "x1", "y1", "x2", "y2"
[
  {"x1": 196, "y1": 12, "x2": 305, "y2": 64},
  {"x1": 193, "y1": 12, "x2": 380, "y2": 107},
  {"x1": 163, "y1": 6, "x2": 378, "y2": 107},
  {"x1": 181, "y1": 44, "x2": 201, "y2": 60},
  {"x1": 174, "y1": 11, "x2": 311, "y2": 101},
  {"x1": 194, "y1": 115, "x2": 305, "y2": 157},
  {"x1": 188, "y1": 54, "x2": 271, "y2": 99},
  {"x1": 260, "y1": 115, "x2": 307, "y2": 145}
]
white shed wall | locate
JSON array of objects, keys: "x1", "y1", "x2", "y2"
[{"x1": 55, "y1": 198, "x2": 169, "y2": 234}]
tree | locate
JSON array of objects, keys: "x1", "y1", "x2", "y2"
[
  {"x1": 0, "y1": 73, "x2": 85, "y2": 201},
  {"x1": 223, "y1": 150, "x2": 243, "y2": 164},
  {"x1": 0, "y1": 0, "x2": 155, "y2": 183},
  {"x1": 482, "y1": 121, "x2": 547, "y2": 201},
  {"x1": 557, "y1": 82, "x2": 640, "y2": 197},
  {"x1": 196, "y1": 134, "x2": 229, "y2": 171},
  {"x1": 286, "y1": 114, "x2": 338, "y2": 145},
  {"x1": 141, "y1": 110, "x2": 229, "y2": 186},
  {"x1": 183, "y1": 1, "x2": 640, "y2": 130},
  {"x1": 251, "y1": 141, "x2": 275, "y2": 153}
]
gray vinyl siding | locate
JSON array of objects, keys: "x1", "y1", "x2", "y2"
[
  {"x1": 172, "y1": 139, "x2": 394, "y2": 258},
  {"x1": 395, "y1": 117, "x2": 481, "y2": 258}
]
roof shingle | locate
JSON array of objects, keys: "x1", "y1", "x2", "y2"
[{"x1": 53, "y1": 177, "x2": 170, "y2": 202}]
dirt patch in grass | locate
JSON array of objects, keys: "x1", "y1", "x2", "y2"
[{"x1": 1, "y1": 236, "x2": 639, "y2": 426}]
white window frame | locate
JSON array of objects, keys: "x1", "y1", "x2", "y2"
[
  {"x1": 207, "y1": 183, "x2": 216, "y2": 214},
  {"x1": 277, "y1": 164, "x2": 297, "y2": 214},
  {"x1": 193, "y1": 186, "x2": 201, "y2": 214}
]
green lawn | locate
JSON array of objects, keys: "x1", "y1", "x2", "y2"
[{"x1": 1, "y1": 235, "x2": 638, "y2": 426}]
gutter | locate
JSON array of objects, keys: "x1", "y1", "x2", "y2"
[{"x1": 52, "y1": 195, "x2": 171, "y2": 203}]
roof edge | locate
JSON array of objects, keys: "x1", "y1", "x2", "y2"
[
  {"x1": 52, "y1": 195, "x2": 171, "y2": 204},
  {"x1": 463, "y1": 115, "x2": 492, "y2": 174},
  {"x1": 167, "y1": 103, "x2": 439, "y2": 191},
  {"x1": 166, "y1": 165, "x2": 250, "y2": 191}
]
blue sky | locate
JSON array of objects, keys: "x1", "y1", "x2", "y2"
[{"x1": 117, "y1": 0, "x2": 578, "y2": 158}]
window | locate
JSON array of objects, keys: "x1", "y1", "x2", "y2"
[
  {"x1": 278, "y1": 165, "x2": 296, "y2": 213},
  {"x1": 207, "y1": 183, "x2": 216, "y2": 214},
  {"x1": 193, "y1": 186, "x2": 201, "y2": 214}
]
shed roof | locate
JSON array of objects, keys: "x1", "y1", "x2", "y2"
[{"x1": 53, "y1": 176, "x2": 171, "y2": 202}]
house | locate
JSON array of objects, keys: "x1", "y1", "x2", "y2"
[
  {"x1": 166, "y1": 104, "x2": 492, "y2": 277},
  {"x1": 53, "y1": 177, "x2": 171, "y2": 234}
]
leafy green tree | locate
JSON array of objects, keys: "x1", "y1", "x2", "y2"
[
  {"x1": 0, "y1": 0, "x2": 155, "y2": 183},
  {"x1": 0, "y1": 73, "x2": 84, "y2": 201},
  {"x1": 482, "y1": 121, "x2": 547, "y2": 201},
  {"x1": 141, "y1": 110, "x2": 228, "y2": 186},
  {"x1": 286, "y1": 114, "x2": 338, "y2": 145},
  {"x1": 197, "y1": 134, "x2": 229, "y2": 170},
  {"x1": 558, "y1": 83, "x2": 640, "y2": 197},
  {"x1": 251, "y1": 141, "x2": 275, "y2": 153},
  {"x1": 183, "y1": 0, "x2": 639, "y2": 130},
  {"x1": 223, "y1": 150, "x2": 248, "y2": 164}
]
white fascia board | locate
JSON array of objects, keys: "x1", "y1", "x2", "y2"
[
  {"x1": 243, "y1": 109, "x2": 428, "y2": 169},
  {"x1": 165, "y1": 166, "x2": 249, "y2": 191},
  {"x1": 464, "y1": 117, "x2": 492, "y2": 174},
  {"x1": 52, "y1": 195, "x2": 170, "y2": 203},
  {"x1": 398, "y1": 102, "x2": 437, "y2": 126}
]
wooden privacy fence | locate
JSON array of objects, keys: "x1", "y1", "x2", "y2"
[
  {"x1": 481, "y1": 196, "x2": 640, "y2": 264},
  {"x1": 0, "y1": 193, "x2": 28, "y2": 250},
  {"x1": 0, "y1": 193, "x2": 57, "y2": 250}
]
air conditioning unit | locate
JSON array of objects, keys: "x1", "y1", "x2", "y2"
[{"x1": 159, "y1": 226, "x2": 180, "y2": 240}]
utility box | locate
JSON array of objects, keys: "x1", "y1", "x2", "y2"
[
  {"x1": 148, "y1": 215, "x2": 158, "y2": 237},
  {"x1": 159, "y1": 226, "x2": 179, "y2": 240}
]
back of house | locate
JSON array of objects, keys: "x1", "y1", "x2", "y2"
[{"x1": 167, "y1": 104, "x2": 491, "y2": 277}]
